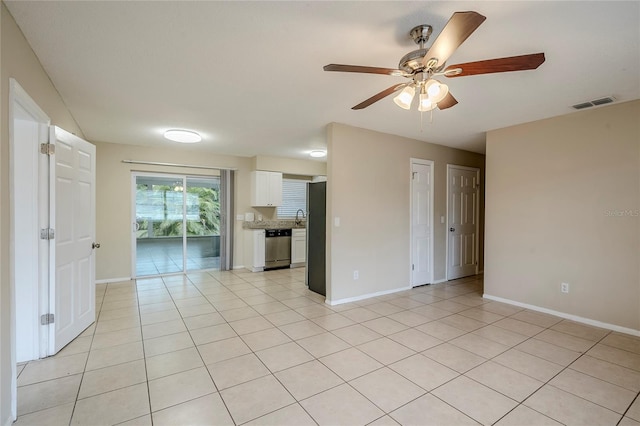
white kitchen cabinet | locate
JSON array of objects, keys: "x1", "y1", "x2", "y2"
[
  {"x1": 244, "y1": 229, "x2": 265, "y2": 272},
  {"x1": 251, "y1": 171, "x2": 282, "y2": 207},
  {"x1": 291, "y1": 228, "x2": 306, "y2": 267}
]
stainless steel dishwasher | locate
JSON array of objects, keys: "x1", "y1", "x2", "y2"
[{"x1": 264, "y1": 229, "x2": 292, "y2": 270}]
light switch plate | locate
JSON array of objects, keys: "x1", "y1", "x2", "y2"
[{"x1": 334, "y1": 217, "x2": 341, "y2": 227}]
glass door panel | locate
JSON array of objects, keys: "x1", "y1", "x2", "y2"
[
  {"x1": 185, "y1": 177, "x2": 221, "y2": 271},
  {"x1": 135, "y1": 176, "x2": 185, "y2": 276}
]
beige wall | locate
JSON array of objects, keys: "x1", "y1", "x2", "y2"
[
  {"x1": 484, "y1": 100, "x2": 640, "y2": 331},
  {"x1": 254, "y1": 155, "x2": 326, "y2": 177},
  {"x1": 326, "y1": 123, "x2": 485, "y2": 303},
  {"x1": 1, "y1": 4, "x2": 83, "y2": 423},
  {"x1": 95, "y1": 142, "x2": 325, "y2": 280},
  {"x1": 95, "y1": 141, "x2": 249, "y2": 280}
]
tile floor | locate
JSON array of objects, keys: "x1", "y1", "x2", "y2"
[{"x1": 13, "y1": 268, "x2": 640, "y2": 426}]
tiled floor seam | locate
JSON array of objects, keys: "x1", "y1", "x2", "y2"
[
  {"x1": 132, "y1": 279, "x2": 155, "y2": 425},
  {"x1": 494, "y1": 327, "x2": 629, "y2": 424},
  {"x1": 619, "y1": 392, "x2": 640, "y2": 424},
  {"x1": 67, "y1": 281, "x2": 109, "y2": 425},
  {"x1": 157, "y1": 276, "x2": 238, "y2": 424},
  {"x1": 398, "y1": 306, "x2": 616, "y2": 424},
  {"x1": 17, "y1": 272, "x2": 637, "y2": 426},
  {"x1": 181, "y1": 273, "x2": 338, "y2": 425}
]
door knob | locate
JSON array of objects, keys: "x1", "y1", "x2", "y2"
[
  {"x1": 449, "y1": 227, "x2": 455, "y2": 232},
  {"x1": 92, "y1": 242, "x2": 101, "y2": 249}
]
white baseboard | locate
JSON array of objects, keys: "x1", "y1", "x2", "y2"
[
  {"x1": 431, "y1": 278, "x2": 447, "y2": 284},
  {"x1": 326, "y1": 285, "x2": 412, "y2": 306},
  {"x1": 4, "y1": 416, "x2": 14, "y2": 426},
  {"x1": 96, "y1": 277, "x2": 131, "y2": 284},
  {"x1": 483, "y1": 294, "x2": 640, "y2": 337},
  {"x1": 232, "y1": 265, "x2": 245, "y2": 270}
]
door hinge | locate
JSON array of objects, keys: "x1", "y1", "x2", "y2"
[
  {"x1": 40, "y1": 228, "x2": 55, "y2": 240},
  {"x1": 40, "y1": 143, "x2": 55, "y2": 155},
  {"x1": 412, "y1": 264, "x2": 415, "y2": 271},
  {"x1": 40, "y1": 313, "x2": 55, "y2": 325}
]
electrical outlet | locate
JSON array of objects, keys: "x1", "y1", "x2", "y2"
[
  {"x1": 353, "y1": 270, "x2": 359, "y2": 280},
  {"x1": 561, "y1": 282, "x2": 570, "y2": 293}
]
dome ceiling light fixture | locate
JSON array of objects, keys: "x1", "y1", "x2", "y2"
[
  {"x1": 164, "y1": 129, "x2": 202, "y2": 143},
  {"x1": 310, "y1": 150, "x2": 327, "y2": 158}
]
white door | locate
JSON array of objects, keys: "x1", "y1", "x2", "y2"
[
  {"x1": 447, "y1": 165, "x2": 479, "y2": 280},
  {"x1": 49, "y1": 126, "x2": 96, "y2": 354},
  {"x1": 411, "y1": 160, "x2": 433, "y2": 286}
]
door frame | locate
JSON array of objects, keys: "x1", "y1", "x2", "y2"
[
  {"x1": 445, "y1": 164, "x2": 480, "y2": 280},
  {"x1": 8, "y1": 79, "x2": 51, "y2": 420},
  {"x1": 410, "y1": 158, "x2": 434, "y2": 286}
]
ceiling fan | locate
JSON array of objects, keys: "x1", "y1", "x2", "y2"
[{"x1": 324, "y1": 11, "x2": 545, "y2": 111}]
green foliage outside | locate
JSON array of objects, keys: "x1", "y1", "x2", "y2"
[{"x1": 136, "y1": 184, "x2": 220, "y2": 238}]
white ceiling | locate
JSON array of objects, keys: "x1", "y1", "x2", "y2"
[{"x1": 5, "y1": 1, "x2": 640, "y2": 159}]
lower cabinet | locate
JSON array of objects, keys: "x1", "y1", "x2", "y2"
[
  {"x1": 244, "y1": 229, "x2": 265, "y2": 272},
  {"x1": 291, "y1": 229, "x2": 306, "y2": 267}
]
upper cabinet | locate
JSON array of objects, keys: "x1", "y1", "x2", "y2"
[{"x1": 250, "y1": 171, "x2": 282, "y2": 207}]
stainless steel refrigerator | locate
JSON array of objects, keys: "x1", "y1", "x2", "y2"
[{"x1": 306, "y1": 181, "x2": 326, "y2": 296}]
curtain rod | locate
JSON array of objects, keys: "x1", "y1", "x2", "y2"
[{"x1": 122, "y1": 160, "x2": 237, "y2": 171}]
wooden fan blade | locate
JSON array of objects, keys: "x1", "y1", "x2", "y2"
[
  {"x1": 422, "y1": 11, "x2": 486, "y2": 69},
  {"x1": 444, "y1": 53, "x2": 546, "y2": 77},
  {"x1": 437, "y1": 92, "x2": 458, "y2": 110},
  {"x1": 324, "y1": 64, "x2": 404, "y2": 76},
  {"x1": 352, "y1": 83, "x2": 407, "y2": 110}
]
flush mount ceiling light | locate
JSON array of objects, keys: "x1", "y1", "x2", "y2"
[
  {"x1": 163, "y1": 129, "x2": 202, "y2": 143},
  {"x1": 310, "y1": 150, "x2": 327, "y2": 158}
]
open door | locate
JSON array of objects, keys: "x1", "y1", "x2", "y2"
[{"x1": 48, "y1": 126, "x2": 97, "y2": 354}]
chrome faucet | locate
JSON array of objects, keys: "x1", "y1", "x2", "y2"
[{"x1": 295, "y1": 209, "x2": 306, "y2": 226}]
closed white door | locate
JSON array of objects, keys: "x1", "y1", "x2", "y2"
[
  {"x1": 49, "y1": 126, "x2": 96, "y2": 354},
  {"x1": 411, "y1": 160, "x2": 433, "y2": 286},
  {"x1": 447, "y1": 165, "x2": 479, "y2": 280}
]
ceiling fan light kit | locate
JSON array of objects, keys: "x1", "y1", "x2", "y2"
[
  {"x1": 394, "y1": 85, "x2": 415, "y2": 109},
  {"x1": 324, "y1": 11, "x2": 545, "y2": 114}
]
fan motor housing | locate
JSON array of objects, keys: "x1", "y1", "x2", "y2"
[{"x1": 398, "y1": 49, "x2": 428, "y2": 74}]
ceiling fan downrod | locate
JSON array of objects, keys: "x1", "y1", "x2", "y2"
[
  {"x1": 409, "y1": 24, "x2": 432, "y2": 50},
  {"x1": 399, "y1": 24, "x2": 442, "y2": 74}
]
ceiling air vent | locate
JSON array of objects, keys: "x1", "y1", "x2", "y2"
[{"x1": 572, "y1": 96, "x2": 616, "y2": 110}]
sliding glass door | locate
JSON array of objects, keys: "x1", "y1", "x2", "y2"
[
  {"x1": 133, "y1": 173, "x2": 222, "y2": 277},
  {"x1": 185, "y1": 177, "x2": 220, "y2": 271}
]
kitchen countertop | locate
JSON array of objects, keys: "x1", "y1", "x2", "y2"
[{"x1": 242, "y1": 220, "x2": 306, "y2": 230}]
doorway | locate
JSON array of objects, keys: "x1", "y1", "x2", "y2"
[
  {"x1": 410, "y1": 159, "x2": 434, "y2": 286},
  {"x1": 446, "y1": 164, "x2": 480, "y2": 280},
  {"x1": 9, "y1": 80, "x2": 97, "y2": 421},
  {"x1": 132, "y1": 173, "x2": 222, "y2": 277}
]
